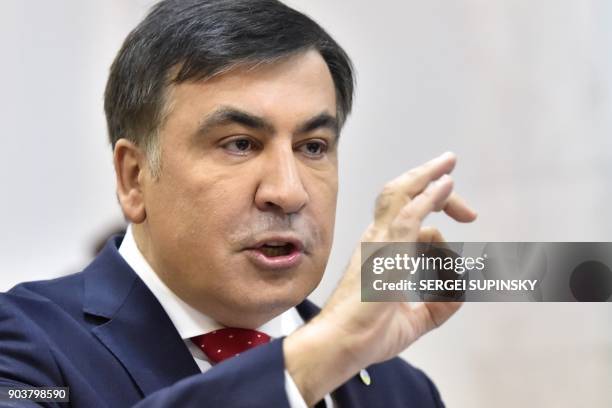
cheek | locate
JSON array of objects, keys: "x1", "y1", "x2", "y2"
[
  {"x1": 148, "y1": 166, "x2": 249, "y2": 247},
  {"x1": 313, "y1": 169, "x2": 338, "y2": 214},
  {"x1": 307, "y1": 173, "x2": 338, "y2": 248},
  {"x1": 180, "y1": 178, "x2": 252, "y2": 245}
]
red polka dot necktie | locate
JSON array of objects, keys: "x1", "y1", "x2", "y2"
[{"x1": 191, "y1": 328, "x2": 271, "y2": 364}]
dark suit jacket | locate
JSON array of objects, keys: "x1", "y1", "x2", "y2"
[{"x1": 0, "y1": 235, "x2": 444, "y2": 407}]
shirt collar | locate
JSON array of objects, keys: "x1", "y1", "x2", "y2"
[{"x1": 118, "y1": 225, "x2": 302, "y2": 340}]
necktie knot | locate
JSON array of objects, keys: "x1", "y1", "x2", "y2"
[{"x1": 191, "y1": 328, "x2": 271, "y2": 364}]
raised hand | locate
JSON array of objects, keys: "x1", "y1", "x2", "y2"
[{"x1": 284, "y1": 152, "x2": 477, "y2": 406}]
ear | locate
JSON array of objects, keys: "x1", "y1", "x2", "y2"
[{"x1": 113, "y1": 138, "x2": 148, "y2": 224}]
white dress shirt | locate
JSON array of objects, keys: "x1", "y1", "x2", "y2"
[{"x1": 118, "y1": 225, "x2": 334, "y2": 407}]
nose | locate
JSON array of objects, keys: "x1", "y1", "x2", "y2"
[{"x1": 254, "y1": 141, "x2": 309, "y2": 214}]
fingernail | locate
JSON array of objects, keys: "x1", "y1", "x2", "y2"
[{"x1": 440, "y1": 151, "x2": 456, "y2": 161}]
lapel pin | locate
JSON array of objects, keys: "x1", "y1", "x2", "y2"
[{"x1": 359, "y1": 368, "x2": 371, "y2": 386}]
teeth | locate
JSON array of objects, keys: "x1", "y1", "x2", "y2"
[
  {"x1": 259, "y1": 245, "x2": 292, "y2": 257},
  {"x1": 264, "y1": 241, "x2": 287, "y2": 247}
]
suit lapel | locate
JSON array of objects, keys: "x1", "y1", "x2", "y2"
[{"x1": 83, "y1": 235, "x2": 200, "y2": 397}]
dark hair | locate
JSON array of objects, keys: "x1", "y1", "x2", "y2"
[{"x1": 104, "y1": 0, "x2": 354, "y2": 170}]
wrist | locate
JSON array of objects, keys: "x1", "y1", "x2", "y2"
[{"x1": 283, "y1": 316, "x2": 363, "y2": 405}]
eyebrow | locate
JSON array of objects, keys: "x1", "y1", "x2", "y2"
[
  {"x1": 195, "y1": 106, "x2": 339, "y2": 139},
  {"x1": 296, "y1": 112, "x2": 339, "y2": 137}
]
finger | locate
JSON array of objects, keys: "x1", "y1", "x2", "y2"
[
  {"x1": 418, "y1": 227, "x2": 459, "y2": 268},
  {"x1": 418, "y1": 226, "x2": 446, "y2": 244},
  {"x1": 442, "y1": 192, "x2": 478, "y2": 223},
  {"x1": 374, "y1": 152, "x2": 457, "y2": 228},
  {"x1": 402, "y1": 301, "x2": 462, "y2": 336},
  {"x1": 394, "y1": 152, "x2": 457, "y2": 198},
  {"x1": 424, "y1": 301, "x2": 463, "y2": 327},
  {"x1": 388, "y1": 175, "x2": 454, "y2": 240},
  {"x1": 403, "y1": 174, "x2": 454, "y2": 223},
  {"x1": 418, "y1": 226, "x2": 450, "y2": 253}
]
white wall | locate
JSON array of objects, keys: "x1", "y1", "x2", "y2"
[
  {"x1": 1, "y1": 1, "x2": 610, "y2": 406},
  {"x1": 0, "y1": 0, "x2": 148, "y2": 283}
]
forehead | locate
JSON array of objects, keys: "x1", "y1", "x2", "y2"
[{"x1": 164, "y1": 50, "x2": 337, "y2": 129}]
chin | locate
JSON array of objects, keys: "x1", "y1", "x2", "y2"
[
  {"x1": 243, "y1": 290, "x2": 305, "y2": 312},
  {"x1": 219, "y1": 287, "x2": 308, "y2": 325}
]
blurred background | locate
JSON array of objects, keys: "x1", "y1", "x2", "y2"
[{"x1": 1, "y1": 0, "x2": 611, "y2": 406}]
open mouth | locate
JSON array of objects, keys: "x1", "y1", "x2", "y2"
[
  {"x1": 256, "y1": 242, "x2": 295, "y2": 257},
  {"x1": 244, "y1": 237, "x2": 304, "y2": 270}
]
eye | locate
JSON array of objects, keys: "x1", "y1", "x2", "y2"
[
  {"x1": 222, "y1": 137, "x2": 256, "y2": 155},
  {"x1": 298, "y1": 140, "x2": 328, "y2": 158}
]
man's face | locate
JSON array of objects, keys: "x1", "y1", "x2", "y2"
[{"x1": 136, "y1": 50, "x2": 339, "y2": 327}]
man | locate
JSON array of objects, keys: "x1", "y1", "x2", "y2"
[{"x1": 0, "y1": 0, "x2": 477, "y2": 406}]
